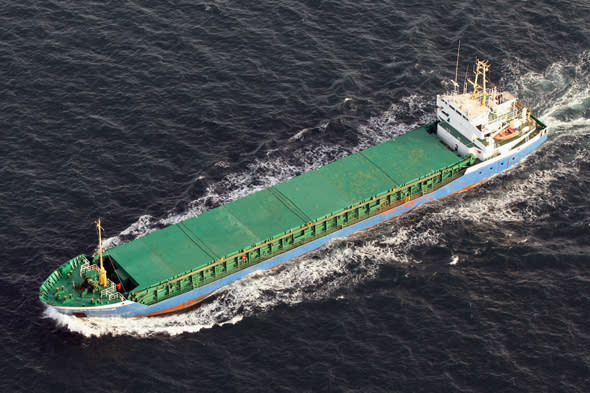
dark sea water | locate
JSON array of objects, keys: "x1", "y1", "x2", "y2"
[{"x1": 1, "y1": 1, "x2": 589, "y2": 392}]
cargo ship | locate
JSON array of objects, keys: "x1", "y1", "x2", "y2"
[{"x1": 40, "y1": 60, "x2": 548, "y2": 318}]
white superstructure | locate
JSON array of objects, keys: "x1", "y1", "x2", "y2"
[{"x1": 436, "y1": 60, "x2": 535, "y2": 161}]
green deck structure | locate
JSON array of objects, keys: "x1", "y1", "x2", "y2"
[
  {"x1": 39, "y1": 61, "x2": 550, "y2": 312},
  {"x1": 104, "y1": 124, "x2": 465, "y2": 295}
]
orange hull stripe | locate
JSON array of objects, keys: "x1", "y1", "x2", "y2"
[
  {"x1": 143, "y1": 292, "x2": 213, "y2": 317},
  {"x1": 141, "y1": 177, "x2": 487, "y2": 317}
]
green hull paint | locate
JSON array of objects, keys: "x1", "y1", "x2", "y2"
[{"x1": 40, "y1": 122, "x2": 474, "y2": 309}]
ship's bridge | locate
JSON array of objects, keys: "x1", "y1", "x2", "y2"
[{"x1": 435, "y1": 60, "x2": 536, "y2": 161}]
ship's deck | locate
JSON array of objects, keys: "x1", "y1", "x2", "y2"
[
  {"x1": 106, "y1": 124, "x2": 465, "y2": 291},
  {"x1": 445, "y1": 93, "x2": 489, "y2": 120}
]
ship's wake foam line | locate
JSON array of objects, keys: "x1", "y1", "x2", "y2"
[
  {"x1": 45, "y1": 52, "x2": 590, "y2": 336},
  {"x1": 46, "y1": 131, "x2": 547, "y2": 322},
  {"x1": 44, "y1": 129, "x2": 559, "y2": 336}
]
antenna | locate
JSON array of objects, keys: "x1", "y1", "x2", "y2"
[
  {"x1": 463, "y1": 65, "x2": 468, "y2": 94},
  {"x1": 454, "y1": 40, "x2": 461, "y2": 94}
]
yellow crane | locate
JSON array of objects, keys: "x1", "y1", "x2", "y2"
[{"x1": 96, "y1": 219, "x2": 108, "y2": 287}]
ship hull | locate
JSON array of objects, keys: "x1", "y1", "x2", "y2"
[{"x1": 46, "y1": 128, "x2": 547, "y2": 318}]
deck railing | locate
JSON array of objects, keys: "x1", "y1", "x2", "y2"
[{"x1": 130, "y1": 165, "x2": 470, "y2": 306}]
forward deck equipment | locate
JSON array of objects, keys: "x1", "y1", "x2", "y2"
[{"x1": 40, "y1": 60, "x2": 548, "y2": 318}]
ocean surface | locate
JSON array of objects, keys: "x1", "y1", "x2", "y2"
[{"x1": 1, "y1": 1, "x2": 589, "y2": 392}]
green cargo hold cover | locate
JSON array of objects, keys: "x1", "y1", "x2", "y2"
[
  {"x1": 107, "y1": 225, "x2": 216, "y2": 290},
  {"x1": 107, "y1": 125, "x2": 464, "y2": 291},
  {"x1": 359, "y1": 129, "x2": 461, "y2": 185},
  {"x1": 273, "y1": 170, "x2": 354, "y2": 221}
]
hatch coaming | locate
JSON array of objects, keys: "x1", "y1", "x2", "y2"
[
  {"x1": 40, "y1": 122, "x2": 470, "y2": 309},
  {"x1": 128, "y1": 154, "x2": 474, "y2": 306},
  {"x1": 109, "y1": 124, "x2": 465, "y2": 288},
  {"x1": 102, "y1": 124, "x2": 473, "y2": 305}
]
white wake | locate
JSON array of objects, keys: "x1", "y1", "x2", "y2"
[{"x1": 45, "y1": 53, "x2": 590, "y2": 337}]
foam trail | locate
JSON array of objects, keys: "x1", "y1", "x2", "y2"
[
  {"x1": 102, "y1": 95, "x2": 431, "y2": 249},
  {"x1": 42, "y1": 303, "x2": 244, "y2": 337},
  {"x1": 506, "y1": 50, "x2": 590, "y2": 129},
  {"x1": 43, "y1": 224, "x2": 446, "y2": 337},
  {"x1": 52, "y1": 53, "x2": 590, "y2": 336}
]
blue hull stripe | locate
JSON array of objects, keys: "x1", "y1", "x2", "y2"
[{"x1": 56, "y1": 133, "x2": 547, "y2": 317}]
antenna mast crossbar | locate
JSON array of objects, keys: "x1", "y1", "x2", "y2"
[{"x1": 468, "y1": 59, "x2": 490, "y2": 106}]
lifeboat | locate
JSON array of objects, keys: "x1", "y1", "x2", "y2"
[{"x1": 494, "y1": 127, "x2": 520, "y2": 141}]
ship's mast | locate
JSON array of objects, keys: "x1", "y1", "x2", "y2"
[
  {"x1": 481, "y1": 60, "x2": 489, "y2": 106},
  {"x1": 96, "y1": 219, "x2": 108, "y2": 287},
  {"x1": 468, "y1": 59, "x2": 490, "y2": 106},
  {"x1": 453, "y1": 40, "x2": 461, "y2": 95}
]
